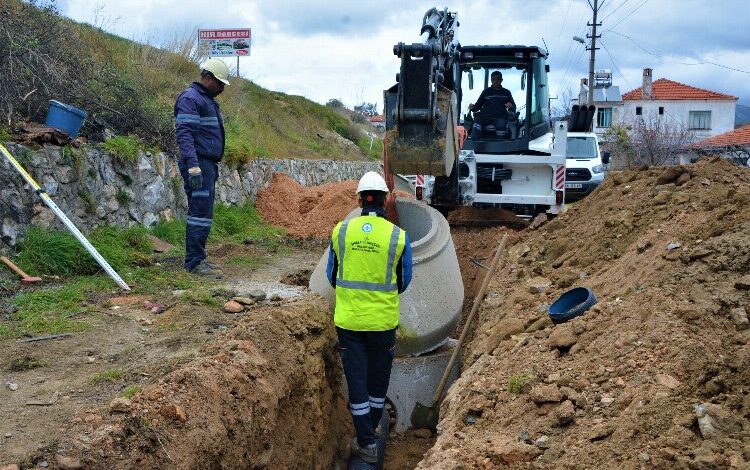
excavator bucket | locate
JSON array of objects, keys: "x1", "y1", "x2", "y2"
[{"x1": 385, "y1": 86, "x2": 459, "y2": 177}]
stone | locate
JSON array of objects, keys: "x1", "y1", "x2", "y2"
[
  {"x1": 548, "y1": 326, "x2": 577, "y2": 349},
  {"x1": 656, "y1": 167, "x2": 681, "y2": 185},
  {"x1": 487, "y1": 318, "x2": 526, "y2": 351},
  {"x1": 159, "y1": 403, "x2": 188, "y2": 423},
  {"x1": 526, "y1": 315, "x2": 553, "y2": 333},
  {"x1": 223, "y1": 300, "x2": 245, "y2": 313},
  {"x1": 560, "y1": 386, "x2": 579, "y2": 403},
  {"x1": 146, "y1": 234, "x2": 173, "y2": 253},
  {"x1": 490, "y1": 440, "x2": 542, "y2": 464},
  {"x1": 248, "y1": 290, "x2": 267, "y2": 301},
  {"x1": 270, "y1": 293, "x2": 282, "y2": 302},
  {"x1": 413, "y1": 428, "x2": 432, "y2": 438},
  {"x1": 653, "y1": 191, "x2": 671, "y2": 205},
  {"x1": 734, "y1": 276, "x2": 750, "y2": 290},
  {"x1": 6, "y1": 382, "x2": 18, "y2": 391},
  {"x1": 600, "y1": 394, "x2": 615, "y2": 406},
  {"x1": 636, "y1": 238, "x2": 652, "y2": 253},
  {"x1": 530, "y1": 384, "x2": 563, "y2": 404},
  {"x1": 172, "y1": 290, "x2": 186, "y2": 297},
  {"x1": 3, "y1": 432, "x2": 11, "y2": 438},
  {"x1": 688, "y1": 247, "x2": 713, "y2": 260},
  {"x1": 638, "y1": 452, "x2": 651, "y2": 462},
  {"x1": 529, "y1": 213, "x2": 548, "y2": 230},
  {"x1": 554, "y1": 400, "x2": 575, "y2": 425},
  {"x1": 54, "y1": 455, "x2": 83, "y2": 470},
  {"x1": 0, "y1": 465, "x2": 19, "y2": 470},
  {"x1": 656, "y1": 373, "x2": 681, "y2": 390},
  {"x1": 534, "y1": 435, "x2": 550, "y2": 449},
  {"x1": 527, "y1": 277, "x2": 552, "y2": 294},
  {"x1": 730, "y1": 308, "x2": 749, "y2": 330},
  {"x1": 108, "y1": 397, "x2": 132, "y2": 414},
  {"x1": 232, "y1": 296, "x2": 256, "y2": 306},
  {"x1": 588, "y1": 424, "x2": 614, "y2": 441},
  {"x1": 672, "y1": 193, "x2": 690, "y2": 204},
  {"x1": 666, "y1": 242, "x2": 681, "y2": 251},
  {"x1": 675, "y1": 172, "x2": 691, "y2": 186}
]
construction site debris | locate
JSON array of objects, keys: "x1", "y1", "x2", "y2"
[{"x1": 417, "y1": 158, "x2": 750, "y2": 469}]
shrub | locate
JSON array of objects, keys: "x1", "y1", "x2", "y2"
[
  {"x1": 507, "y1": 373, "x2": 533, "y2": 394},
  {"x1": 101, "y1": 135, "x2": 143, "y2": 163}
]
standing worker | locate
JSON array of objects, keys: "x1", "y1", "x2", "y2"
[
  {"x1": 326, "y1": 172, "x2": 413, "y2": 463},
  {"x1": 174, "y1": 58, "x2": 230, "y2": 276}
]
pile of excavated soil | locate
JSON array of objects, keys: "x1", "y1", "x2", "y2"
[
  {"x1": 256, "y1": 173, "x2": 414, "y2": 240},
  {"x1": 45, "y1": 297, "x2": 352, "y2": 470},
  {"x1": 418, "y1": 158, "x2": 750, "y2": 469},
  {"x1": 256, "y1": 173, "x2": 359, "y2": 239}
]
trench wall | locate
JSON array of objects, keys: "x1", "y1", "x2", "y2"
[{"x1": 0, "y1": 142, "x2": 379, "y2": 248}]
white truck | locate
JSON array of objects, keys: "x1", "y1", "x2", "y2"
[{"x1": 564, "y1": 132, "x2": 610, "y2": 202}]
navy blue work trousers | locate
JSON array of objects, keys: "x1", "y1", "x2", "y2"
[
  {"x1": 336, "y1": 326, "x2": 397, "y2": 447},
  {"x1": 178, "y1": 158, "x2": 218, "y2": 271}
]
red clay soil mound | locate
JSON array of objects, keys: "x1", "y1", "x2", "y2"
[
  {"x1": 257, "y1": 173, "x2": 415, "y2": 239},
  {"x1": 46, "y1": 298, "x2": 351, "y2": 470},
  {"x1": 256, "y1": 173, "x2": 359, "y2": 239},
  {"x1": 418, "y1": 157, "x2": 750, "y2": 469}
]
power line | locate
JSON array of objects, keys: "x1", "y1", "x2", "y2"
[
  {"x1": 601, "y1": 0, "x2": 632, "y2": 21},
  {"x1": 550, "y1": 0, "x2": 573, "y2": 59},
  {"x1": 605, "y1": 0, "x2": 649, "y2": 32},
  {"x1": 609, "y1": 30, "x2": 750, "y2": 74},
  {"x1": 598, "y1": 38, "x2": 633, "y2": 89}
]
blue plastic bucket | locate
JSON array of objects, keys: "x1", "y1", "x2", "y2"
[
  {"x1": 548, "y1": 287, "x2": 598, "y2": 324},
  {"x1": 45, "y1": 100, "x2": 88, "y2": 138}
]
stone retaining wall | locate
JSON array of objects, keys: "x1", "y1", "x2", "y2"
[{"x1": 0, "y1": 142, "x2": 379, "y2": 247}]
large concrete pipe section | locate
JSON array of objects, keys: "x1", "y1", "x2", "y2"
[{"x1": 309, "y1": 198, "x2": 464, "y2": 356}]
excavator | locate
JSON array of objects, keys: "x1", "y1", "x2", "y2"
[{"x1": 384, "y1": 7, "x2": 593, "y2": 220}]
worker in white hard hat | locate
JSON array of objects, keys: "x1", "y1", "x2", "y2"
[
  {"x1": 326, "y1": 171, "x2": 413, "y2": 463},
  {"x1": 173, "y1": 58, "x2": 231, "y2": 277}
]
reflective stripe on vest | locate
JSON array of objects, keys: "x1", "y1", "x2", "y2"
[{"x1": 337, "y1": 222, "x2": 400, "y2": 292}]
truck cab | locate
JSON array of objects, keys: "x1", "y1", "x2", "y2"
[{"x1": 564, "y1": 132, "x2": 609, "y2": 201}]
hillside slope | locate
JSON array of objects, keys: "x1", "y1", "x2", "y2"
[{"x1": 0, "y1": 0, "x2": 375, "y2": 163}]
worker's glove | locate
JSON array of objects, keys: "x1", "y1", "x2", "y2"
[{"x1": 188, "y1": 167, "x2": 203, "y2": 190}]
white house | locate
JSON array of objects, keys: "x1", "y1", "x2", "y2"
[
  {"x1": 678, "y1": 124, "x2": 750, "y2": 167},
  {"x1": 620, "y1": 68, "x2": 737, "y2": 140}
]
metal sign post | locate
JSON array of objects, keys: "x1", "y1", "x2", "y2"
[{"x1": 0, "y1": 142, "x2": 130, "y2": 290}]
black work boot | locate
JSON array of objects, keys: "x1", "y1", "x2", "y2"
[{"x1": 189, "y1": 260, "x2": 223, "y2": 279}]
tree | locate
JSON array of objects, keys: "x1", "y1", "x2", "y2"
[
  {"x1": 629, "y1": 113, "x2": 695, "y2": 167},
  {"x1": 354, "y1": 102, "x2": 378, "y2": 117},
  {"x1": 326, "y1": 98, "x2": 345, "y2": 110},
  {"x1": 551, "y1": 88, "x2": 575, "y2": 120}
]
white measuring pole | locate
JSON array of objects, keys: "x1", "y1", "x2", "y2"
[{"x1": 0, "y1": 143, "x2": 130, "y2": 290}]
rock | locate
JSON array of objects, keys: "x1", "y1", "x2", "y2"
[
  {"x1": 6, "y1": 382, "x2": 18, "y2": 391},
  {"x1": 84, "y1": 413, "x2": 103, "y2": 430},
  {"x1": 730, "y1": 308, "x2": 749, "y2": 330},
  {"x1": 638, "y1": 452, "x2": 651, "y2": 462},
  {"x1": 530, "y1": 384, "x2": 563, "y2": 404},
  {"x1": 675, "y1": 172, "x2": 691, "y2": 186},
  {"x1": 270, "y1": 293, "x2": 282, "y2": 302},
  {"x1": 413, "y1": 428, "x2": 432, "y2": 438},
  {"x1": 0, "y1": 465, "x2": 19, "y2": 470},
  {"x1": 223, "y1": 300, "x2": 245, "y2": 313},
  {"x1": 527, "y1": 277, "x2": 552, "y2": 294},
  {"x1": 734, "y1": 275, "x2": 750, "y2": 290},
  {"x1": 145, "y1": 234, "x2": 173, "y2": 253},
  {"x1": 560, "y1": 386, "x2": 579, "y2": 403},
  {"x1": 554, "y1": 400, "x2": 575, "y2": 425},
  {"x1": 172, "y1": 290, "x2": 186, "y2": 297},
  {"x1": 529, "y1": 213, "x2": 548, "y2": 230},
  {"x1": 695, "y1": 403, "x2": 742, "y2": 439},
  {"x1": 232, "y1": 296, "x2": 256, "y2": 306},
  {"x1": 688, "y1": 247, "x2": 713, "y2": 260},
  {"x1": 666, "y1": 242, "x2": 681, "y2": 251},
  {"x1": 656, "y1": 167, "x2": 681, "y2": 185},
  {"x1": 3, "y1": 432, "x2": 11, "y2": 438},
  {"x1": 588, "y1": 424, "x2": 614, "y2": 441},
  {"x1": 54, "y1": 455, "x2": 83, "y2": 470},
  {"x1": 487, "y1": 318, "x2": 526, "y2": 351},
  {"x1": 108, "y1": 397, "x2": 132, "y2": 414},
  {"x1": 672, "y1": 193, "x2": 690, "y2": 204},
  {"x1": 636, "y1": 238, "x2": 652, "y2": 253},
  {"x1": 526, "y1": 315, "x2": 553, "y2": 333},
  {"x1": 248, "y1": 290, "x2": 267, "y2": 301},
  {"x1": 699, "y1": 177, "x2": 711, "y2": 185},
  {"x1": 600, "y1": 394, "x2": 615, "y2": 406},
  {"x1": 653, "y1": 191, "x2": 671, "y2": 205},
  {"x1": 656, "y1": 373, "x2": 681, "y2": 390},
  {"x1": 548, "y1": 326, "x2": 577, "y2": 349},
  {"x1": 490, "y1": 440, "x2": 542, "y2": 464},
  {"x1": 534, "y1": 435, "x2": 550, "y2": 449},
  {"x1": 518, "y1": 430, "x2": 532, "y2": 444},
  {"x1": 159, "y1": 403, "x2": 188, "y2": 423},
  {"x1": 38, "y1": 460, "x2": 49, "y2": 468}
]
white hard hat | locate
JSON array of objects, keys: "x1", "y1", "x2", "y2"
[
  {"x1": 356, "y1": 171, "x2": 389, "y2": 194},
  {"x1": 200, "y1": 58, "x2": 231, "y2": 85}
]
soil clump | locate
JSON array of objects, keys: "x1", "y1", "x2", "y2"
[{"x1": 418, "y1": 158, "x2": 750, "y2": 469}]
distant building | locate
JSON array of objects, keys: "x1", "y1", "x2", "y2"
[
  {"x1": 367, "y1": 114, "x2": 385, "y2": 131},
  {"x1": 678, "y1": 124, "x2": 750, "y2": 167},
  {"x1": 578, "y1": 70, "x2": 623, "y2": 138},
  {"x1": 621, "y1": 68, "x2": 737, "y2": 140}
]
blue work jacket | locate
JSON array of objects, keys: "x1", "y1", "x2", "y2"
[{"x1": 173, "y1": 82, "x2": 225, "y2": 168}]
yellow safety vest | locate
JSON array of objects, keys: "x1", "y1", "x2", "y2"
[{"x1": 332, "y1": 214, "x2": 407, "y2": 331}]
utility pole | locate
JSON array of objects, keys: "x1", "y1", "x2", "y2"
[{"x1": 587, "y1": 0, "x2": 601, "y2": 105}]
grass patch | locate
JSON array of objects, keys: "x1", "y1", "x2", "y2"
[
  {"x1": 77, "y1": 189, "x2": 96, "y2": 214},
  {"x1": 7, "y1": 355, "x2": 45, "y2": 371},
  {"x1": 358, "y1": 135, "x2": 383, "y2": 160},
  {"x1": 507, "y1": 373, "x2": 533, "y2": 394},
  {"x1": 225, "y1": 255, "x2": 265, "y2": 268},
  {"x1": 89, "y1": 368, "x2": 125, "y2": 384},
  {"x1": 121, "y1": 385, "x2": 142, "y2": 398},
  {"x1": 210, "y1": 201, "x2": 284, "y2": 245},
  {"x1": 0, "y1": 127, "x2": 10, "y2": 142},
  {"x1": 151, "y1": 219, "x2": 186, "y2": 246},
  {"x1": 101, "y1": 135, "x2": 143, "y2": 163},
  {"x1": 115, "y1": 188, "x2": 132, "y2": 207},
  {"x1": 17, "y1": 225, "x2": 153, "y2": 276},
  {"x1": 182, "y1": 289, "x2": 221, "y2": 307}
]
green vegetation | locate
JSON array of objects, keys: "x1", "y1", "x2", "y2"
[
  {"x1": 90, "y1": 368, "x2": 125, "y2": 384},
  {"x1": 121, "y1": 385, "x2": 143, "y2": 398},
  {"x1": 210, "y1": 201, "x2": 285, "y2": 245},
  {"x1": 507, "y1": 373, "x2": 533, "y2": 394},
  {"x1": 226, "y1": 255, "x2": 266, "y2": 268},
  {"x1": 7, "y1": 355, "x2": 45, "y2": 371},
  {"x1": 0, "y1": 127, "x2": 10, "y2": 143},
  {"x1": 115, "y1": 188, "x2": 133, "y2": 207},
  {"x1": 101, "y1": 135, "x2": 144, "y2": 163},
  {"x1": 77, "y1": 189, "x2": 96, "y2": 214}
]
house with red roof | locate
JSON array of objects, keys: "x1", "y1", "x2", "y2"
[
  {"x1": 678, "y1": 124, "x2": 750, "y2": 167},
  {"x1": 620, "y1": 68, "x2": 737, "y2": 140}
]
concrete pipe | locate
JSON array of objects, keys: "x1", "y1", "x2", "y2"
[{"x1": 309, "y1": 198, "x2": 464, "y2": 356}]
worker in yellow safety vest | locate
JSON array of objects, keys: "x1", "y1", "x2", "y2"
[{"x1": 326, "y1": 171, "x2": 413, "y2": 464}]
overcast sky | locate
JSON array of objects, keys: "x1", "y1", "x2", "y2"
[{"x1": 57, "y1": 0, "x2": 750, "y2": 109}]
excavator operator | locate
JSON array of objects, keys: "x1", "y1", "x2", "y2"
[{"x1": 468, "y1": 70, "x2": 516, "y2": 139}]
